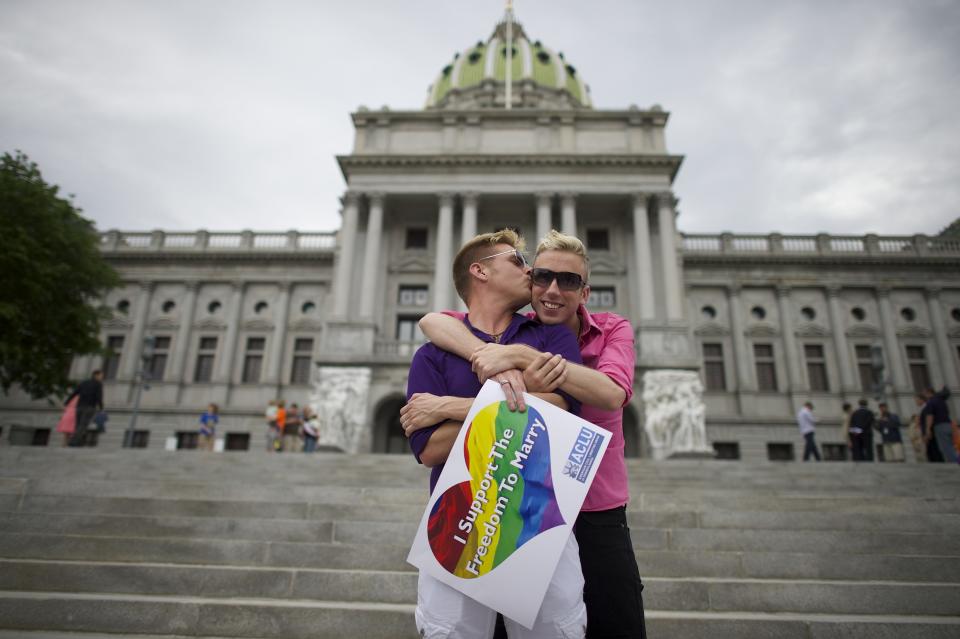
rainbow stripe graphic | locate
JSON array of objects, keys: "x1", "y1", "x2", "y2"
[{"x1": 427, "y1": 401, "x2": 564, "y2": 579}]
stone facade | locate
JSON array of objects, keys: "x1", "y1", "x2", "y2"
[{"x1": 2, "y1": 13, "x2": 959, "y2": 461}]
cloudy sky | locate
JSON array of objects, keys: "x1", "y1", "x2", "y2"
[{"x1": 2, "y1": 0, "x2": 958, "y2": 236}]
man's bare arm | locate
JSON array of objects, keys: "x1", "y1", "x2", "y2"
[
  {"x1": 420, "y1": 421, "x2": 463, "y2": 467},
  {"x1": 420, "y1": 313, "x2": 485, "y2": 360},
  {"x1": 475, "y1": 344, "x2": 625, "y2": 411}
]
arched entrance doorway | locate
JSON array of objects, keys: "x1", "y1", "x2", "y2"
[{"x1": 372, "y1": 395, "x2": 408, "y2": 454}]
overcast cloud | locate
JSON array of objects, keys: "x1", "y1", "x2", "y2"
[{"x1": 1, "y1": 0, "x2": 958, "y2": 235}]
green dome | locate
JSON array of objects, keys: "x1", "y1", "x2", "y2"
[{"x1": 425, "y1": 17, "x2": 592, "y2": 110}]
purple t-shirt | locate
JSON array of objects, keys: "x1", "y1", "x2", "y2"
[{"x1": 407, "y1": 313, "x2": 583, "y2": 492}]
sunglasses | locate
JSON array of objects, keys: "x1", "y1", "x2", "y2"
[
  {"x1": 531, "y1": 268, "x2": 586, "y2": 291},
  {"x1": 478, "y1": 248, "x2": 528, "y2": 268}
]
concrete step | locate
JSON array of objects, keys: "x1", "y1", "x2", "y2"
[
  {"x1": 1, "y1": 592, "x2": 959, "y2": 639},
  {"x1": 0, "y1": 533, "x2": 411, "y2": 571},
  {"x1": 0, "y1": 591, "x2": 418, "y2": 639},
  {"x1": 634, "y1": 550, "x2": 960, "y2": 583},
  {"x1": 3, "y1": 560, "x2": 959, "y2": 617}
]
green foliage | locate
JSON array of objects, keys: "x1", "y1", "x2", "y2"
[{"x1": 0, "y1": 150, "x2": 119, "y2": 399}]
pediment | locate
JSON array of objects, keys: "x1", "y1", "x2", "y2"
[
  {"x1": 290, "y1": 318, "x2": 324, "y2": 332},
  {"x1": 694, "y1": 322, "x2": 728, "y2": 337},
  {"x1": 897, "y1": 325, "x2": 932, "y2": 338},
  {"x1": 243, "y1": 319, "x2": 274, "y2": 331},
  {"x1": 389, "y1": 255, "x2": 434, "y2": 273},
  {"x1": 589, "y1": 256, "x2": 627, "y2": 275},
  {"x1": 795, "y1": 322, "x2": 830, "y2": 338},
  {"x1": 195, "y1": 318, "x2": 225, "y2": 331},
  {"x1": 102, "y1": 317, "x2": 132, "y2": 330},
  {"x1": 149, "y1": 318, "x2": 177, "y2": 330},
  {"x1": 847, "y1": 324, "x2": 881, "y2": 338},
  {"x1": 745, "y1": 323, "x2": 779, "y2": 337}
]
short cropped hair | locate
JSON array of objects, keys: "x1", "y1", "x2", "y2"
[
  {"x1": 452, "y1": 229, "x2": 525, "y2": 304},
  {"x1": 535, "y1": 230, "x2": 590, "y2": 279}
]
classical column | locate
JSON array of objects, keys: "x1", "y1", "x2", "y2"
[
  {"x1": 657, "y1": 192, "x2": 684, "y2": 320},
  {"x1": 216, "y1": 282, "x2": 245, "y2": 384},
  {"x1": 332, "y1": 192, "x2": 360, "y2": 318},
  {"x1": 120, "y1": 282, "x2": 155, "y2": 381},
  {"x1": 825, "y1": 286, "x2": 857, "y2": 393},
  {"x1": 727, "y1": 284, "x2": 754, "y2": 391},
  {"x1": 461, "y1": 193, "x2": 478, "y2": 247},
  {"x1": 632, "y1": 193, "x2": 656, "y2": 321},
  {"x1": 560, "y1": 193, "x2": 577, "y2": 237},
  {"x1": 926, "y1": 287, "x2": 959, "y2": 389},
  {"x1": 776, "y1": 284, "x2": 804, "y2": 392},
  {"x1": 535, "y1": 193, "x2": 553, "y2": 244},
  {"x1": 459, "y1": 193, "x2": 479, "y2": 312},
  {"x1": 876, "y1": 287, "x2": 908, "y2": 390},
  {"x1": 170, "y1": 281, "x2": 199, "y2": 384},
  {"x1": 265, "y1": 282, "x2": 292, "y2": 385},
  {"x1": 359, "y1": 193, "x2": 385, "y2": 321},
  {"x1": 433, "y1": 194, "x2": 455, "y2": 311}
]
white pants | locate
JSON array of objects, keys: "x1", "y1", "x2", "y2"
[{"x1": 415, "y1": 533, "x2": 586, "y2": 639}]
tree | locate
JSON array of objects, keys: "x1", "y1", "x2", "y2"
[{"x1": 0, "y1": 151, "x2": 118, "y2": 399}]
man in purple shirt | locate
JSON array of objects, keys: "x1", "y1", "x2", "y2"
[{"x1": 407, "y1": 229, "x2": 587, "y2": 639}]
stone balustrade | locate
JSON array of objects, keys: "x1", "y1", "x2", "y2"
[
  {"x1": 682, "y1": 232, "x2": 960, "y2": 257},
  {"x1": 99, "y1": 230, "x2": 337, "y2": 253}
]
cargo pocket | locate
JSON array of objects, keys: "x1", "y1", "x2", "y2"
[
  {"x1": 557, "y1": 601, "x2": 587, "y2": 639},
  {"x1": 415, "y1": 608, "x2": 453, "y2": 639}
]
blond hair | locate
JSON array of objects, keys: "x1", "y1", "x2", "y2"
[
  {"x1": 452, "y1": 229, "x2": 526, "y2": 304},
  {"x1": 535, "y1": 230, "x2": 590, "y2": 278}
]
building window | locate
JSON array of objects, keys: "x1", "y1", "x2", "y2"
[
  {"x1": 161, "y1": 300, "x2": 176, "y2": 313},
  {"x1": 586, "y1": 229, "x2": 609, "y2": 251},
  {"x1": 900, "y1": 307, "x2": 916, "y2": 322},
  {"x1": 301, "y1": 301, "x2": 316, "y2": 314},
  {"x1": 207, "y1": 300, "x2": 221, "y2": 314},
  {"x1": 194, "y1": 336, "x2": 218, "y2": 383},
  {"x1": 804, "y1": 344, "x2": 829, "y2": 392},
  {"x1": 767, "y1": 442, "x2": 794, "y2": 461},
  {"x1": 701, "y1": 305, "x2": 717, "y2": 320},
  {"x1": 398, "y1": 286, "x2": 430, "y2": 307},
  {"x1": 116, "y1": 299, "x2": 130, "y2": 315},
  {"x1": 800, "y1": 306, "x2": 816, "y2": 321},
  {"x1": 905, "y1": 345, "x2": 931, "y2": 392},
  {"x1": 241, "y1": 337, "x2": 266, "y2": 383},
  {"x1": 103, "y1": 335, "x2": 125, "y2": 381},
  {"x1": 176, "y1": 431, "x2": 198, "y2": 450},
  {"x1": 713, "y1": 442, "x2": 740, "y2": 460},
  {"x1": 405, "y1": 228, "x2": 428, "y2": 249},
  {"x1": 588, "y1": 287, "x2": 616, "y2": 309},
  {"x1": 290, "y1": 338, "x2": 314, "y2": 385},
  {"x1": 702, "y1": 343, "x2": 726, "y2": 391},
  {"x1": 855, "y1": 345, "x2": 881, "y2": 394},
  {"x1": 754, "y1": 343, "x2": 778, "y2": 391},
  {"x1": 254, "y1": 301, "x2": 268, "y2": 314},
  {"x1": 397, "y1": 315, "x2": 424, "y2": 342},
  {"x1": 225, "y1": 433, "x2": 250, "y2": 451},
  {"x1": 822, "y1": 444, "x2": 847, "y2": 461},
  {"x1": 750, "y1": 306, "x2": 767, "y2": 320},
  {"x1": 851, "y1": 307, "x2": 866, "y2": 321},
  {"x1": 127, "y1": 430, "x2": 150, "y2": 448},
  {"x1": 951, "y1": 308, "x2": 960, "y2": 322},
  {"x1": 146, "y1": 336, "x2": 171, "y2": 381}
]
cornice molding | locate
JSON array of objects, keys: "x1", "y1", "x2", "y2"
[
  {"x1": 338, "y1": 153, "x2": 683, "y2": 172},
  {"x1": 745, "y1": 323, "x2": 779, "y2": 338},
  {"x1": 242, "y1": 319, "x2": 274, "y2": 331},
  {"x1": 897, "y1": 325, "x2": 933, "y2": 338},
  {"x1": 795, "y1": 323, "x2": 830, "y2": 338},
  {"x1": 848, "y1": 324, "x2": 882, "y2": 338},
  {"x1": 694, "y1": 322, "x2": 728, "y2": 337}
]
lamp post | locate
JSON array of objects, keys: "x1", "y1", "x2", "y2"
[{"x1": 125, "y1": 335, "x2": 155, "y2": 448}]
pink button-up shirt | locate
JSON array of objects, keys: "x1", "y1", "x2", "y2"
[
  {"x1": 441, "y1": 305, "x2": 635, "y2": 511},
  {"x1": 571, "y1": 305, "x2": 634, "y2": 511}
]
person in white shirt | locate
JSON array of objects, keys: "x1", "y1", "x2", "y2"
[{"x1": 797, "y1": 402, "x2": 821, "y2": 461}]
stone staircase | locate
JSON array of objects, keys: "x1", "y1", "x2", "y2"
[{"x1": 1, "y1": 447, "x2": 959, "y2": 638}]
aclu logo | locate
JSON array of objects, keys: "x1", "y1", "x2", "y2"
[{"x1": 563, "y1": 426, "x2": 604, "y2": 483}]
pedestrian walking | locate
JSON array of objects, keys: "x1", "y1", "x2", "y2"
[
  {"x1": 199, "y1": 403, "x2": 219, "y2": 451},
  {"x1": 796, "y1": 402, "x2": 821, "y2": 461},
  {"x1": 915, "y1": 394, "x2": 944, "y2": 462},
  {"x1": 849, "y1": 399, "x2": 875, "y2": 462},
  {"x1": 56, "y1": 395, "x2": 78, "y2": 446},
  {"x1": 265, "y1": 399, "x2": 279, "y2": 452},
  {"x1": 66, "y1": 370, "x2": 104, "y2": 447},
  {"x1": 922, "y1": 387, "x2": 957, "y2": 464},
  {"x1": 875, "y1": 402, "x2": 905, "y2": 462},
  {"x1": 302, "y1": 406, "x2": 320, "y2": 453}
]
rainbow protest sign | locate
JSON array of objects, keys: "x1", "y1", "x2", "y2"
[{"x1": 408, "y1": 380, "x2": 609, "y2": 628}]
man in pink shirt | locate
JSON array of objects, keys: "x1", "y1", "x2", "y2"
[{"x1": 405, "y1": 230, "x2": 646, "y2": 638}]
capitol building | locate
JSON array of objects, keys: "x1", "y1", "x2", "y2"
[{"x1": 3, "y1": 13, "x2": 959, "y2": 462}]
